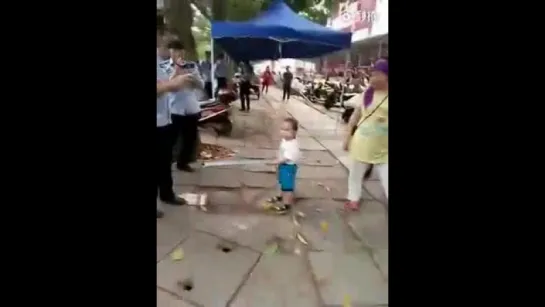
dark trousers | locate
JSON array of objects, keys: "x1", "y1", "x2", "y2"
[
  {"x1": 282, "y1": 83, "x2": 291, "y2": 100},
  {"x1": 204, "y1": 81, "x2": 213, "y2": 99},
  {"x1": 214, "y1": 77, "x2": 227, "y2": 97},
  {"x1": 157, "y1": 125, "x2": 175, "y2": 201},
  {"x1": 239, "y1": 81, "x2": 251, "y2": 110},
  {"x1": 171, "y1": 113, "x2": 200, "y2": 167},
  {"x1": 262, "y1": 83, "x2": 269, "y2": 93}
]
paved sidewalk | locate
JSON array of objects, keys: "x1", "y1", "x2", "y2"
[{"x1": 157, "y1": 96, "x2": 388, "y2": 307}]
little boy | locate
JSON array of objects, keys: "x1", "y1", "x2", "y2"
[{"x1": 268, "y1": 117, "x2": 301, "y2": 214}]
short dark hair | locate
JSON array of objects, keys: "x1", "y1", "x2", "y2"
[
  {"x1": 167, "y1": 40, "x2": 184, "y2": 50},
  {"x1": 284, "y1": 117, "x2": 298, "y2": 132},
  {"x1": 218, "y1": 53, "x2": 225, "y2": 59}
]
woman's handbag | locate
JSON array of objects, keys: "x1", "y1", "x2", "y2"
[{"x1": 349, "y1": 95, "x2": 388, "y2": 180}]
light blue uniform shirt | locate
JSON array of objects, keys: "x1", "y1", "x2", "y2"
[
  {"x1": 157, "y1": 54, "x2": 171, "y2": 127},
  {"x1": 167, "y1": 59, "x2": 204, "y2": 116}
]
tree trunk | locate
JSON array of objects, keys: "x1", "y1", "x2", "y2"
[{"x1": 166, "y1": 0, "x2": 199, "y2": 61}]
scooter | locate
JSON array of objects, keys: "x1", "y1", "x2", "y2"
[{"x1": 198, "y1": 88, "x2": 237, "y2": 136}]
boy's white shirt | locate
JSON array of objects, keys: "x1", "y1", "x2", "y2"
[{"x1": 278, "y1": 138, "x2": 301, "y2": 164}]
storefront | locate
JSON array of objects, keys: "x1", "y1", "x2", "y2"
[{"x1": 321, "y1": 0, "x2": 388, "y2": 73}]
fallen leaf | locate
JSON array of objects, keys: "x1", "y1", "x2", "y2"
[
  {"x1": 316, "y1": 182, "x2": 331, "y2": 192},
  {"x1": 170, "y1": 248, "x2": 184, "y2": 261},
  {"x1": 292, "y1": 215, "x2": 301, "y2": 227},
  {"x1": 320, "y1": 221, "x2": 329, "y2": 233},
  {"x1": 296, "y1": 233, "x2": 308, "y2": 245},
  {"x1": 264, "y1": 243, "x2": 278, "y2": 255}
]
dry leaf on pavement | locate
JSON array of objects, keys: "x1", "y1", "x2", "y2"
[
  {"x1": 170, "y1": 248, "x2": 184, "y2": 261},
  {"x1": 296, "y1": 233, "x2": 308, "y2": 245},
  {"x1": 264, "y1": 242, "x2": 278, "y2": 255},
  {"x1": 320, "y1": 221, "x2": 329, "y2": 233}
]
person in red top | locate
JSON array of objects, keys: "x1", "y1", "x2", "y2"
[{"x1": 261, "y1": 66, "x2": 273, "y2": 94}]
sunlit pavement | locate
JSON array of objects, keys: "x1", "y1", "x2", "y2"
[{"x1": 157, "y1": 93, "x2": 388, "y2": 307}]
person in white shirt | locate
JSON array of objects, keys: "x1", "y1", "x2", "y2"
[
  {"x1": 268, "y1": 117, "x2": 301, "y2": 214},
  {"x1": 166, "y1": 40, "x2": 204, "y2": 172},
  {"x1": 200, "y1": 51, "x2": 212, "y2": 99}
]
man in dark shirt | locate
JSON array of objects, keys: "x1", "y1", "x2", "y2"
[{"x1": 282, "y1": 66, "x2": 293, "y2": 101}]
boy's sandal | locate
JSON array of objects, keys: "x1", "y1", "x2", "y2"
[
  {"x1": 266, "y1": 196, "x2": 282, "y2": 203},
  {"x1": 270, "y1": 204, "x2": 290, "y2": 215}
]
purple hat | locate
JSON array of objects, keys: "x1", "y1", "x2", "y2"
[
  {"x1": 373, "y1": 59, "x2": 388, "y2": 76},
  {"x1": 363, "y1": 59, "x2": 388, "y2": 108}
]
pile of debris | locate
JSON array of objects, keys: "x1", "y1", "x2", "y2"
[{"x1": 198, "y1": 143, "x2": 236, "y2": 161}]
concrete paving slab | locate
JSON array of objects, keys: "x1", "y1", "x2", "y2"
[
  {"x1": 295, "y1": 200, "x2": 366, "y2": 253},
  {"x1": 157, "y1": 232, "x2": 260, "y2": 307},
  {"x1": 363, "y1": 180, "x2": 387, "y2": 203},
  {"x1": 373, "y1": 249, "x2": 389, "y2": 280},
  {"x1": 346, "y1": 211, "x2": 389, "y2": 250},
  {"x1": 157, "y1": 208, "x2": 192, "y2": 261},
  {"x1": 297, "y1": 136, "x2": 327, "y2": 150},
  {"x1": 299, "y1": 150, "x2": 339, "y2": 166},
  {"x1": 192, "y1": 213, "x2": 294, "y2": 252},
  {"x1": 157, "y1": 290, "x2": 193, "y2": 307},
  {"x1": 237, "y1": 148, "x2": 277, "y2": 159},
  {"x1": 198, "y1": 168, "x2": 243, "y2": 188},
  {"x1": 296, "y1": 179, "x2": 348, "y2": 199},
  {"x1": 309, "y1": 251, "x2": 388, "y2": 306},
  {"x1": 230, "y1": 255, "x2": 319, "y2": 307},
  {"x1": 297, "y1": 165, "x2": 347, "y2": 180},
  {"x1": 242, "y1": 172, "x2": 277, "y2": 188},
  {"x1": 173, "y1": 171, "x2": 200, "y2": 186}
]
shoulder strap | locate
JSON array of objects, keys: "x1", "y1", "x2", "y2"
[{"x1": 355, "y1": 95, "x2": 388, "y2": 130}]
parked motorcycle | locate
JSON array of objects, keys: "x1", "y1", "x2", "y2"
[{"x1": 198, "y1": 88, "x2": 237, "y2": 136}]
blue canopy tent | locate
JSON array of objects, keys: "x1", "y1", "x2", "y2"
[{"x1": 210, "y1": 0, "x2": 352, "y2": 61}]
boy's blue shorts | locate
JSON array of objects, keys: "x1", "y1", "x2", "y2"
[{"x1": 278, "y1": 163, "x2": 298, "y2": 192}]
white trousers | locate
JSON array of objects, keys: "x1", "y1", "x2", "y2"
[{"x1": 348, "y1": 159, "x2": 388, "y2": 202}]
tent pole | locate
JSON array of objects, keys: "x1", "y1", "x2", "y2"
[{"x1": 210, "y1": 37, "x2": 215, "y2": 101}]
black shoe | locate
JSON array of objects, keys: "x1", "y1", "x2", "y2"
[
  {"x1": 176, "y1": 164, "x2": 195, "y2": 172},
  {"x1": 161, "y1": 195, "x2": 187, "y2": 206},
  {"x1": 157, "y1": 210, "x2": 164, "y2": 219}
]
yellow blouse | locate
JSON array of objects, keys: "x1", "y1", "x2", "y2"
[{"x1": 349, "y1": 91, "x2": 389, "y2": 164}]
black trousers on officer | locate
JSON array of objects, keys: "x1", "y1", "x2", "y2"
[
  {"x1": 214, "y1": 77, "x2": 227, "y2": 97},
  {"x1": 171, "y1": 113, "x2": 200, "y2": 168},
  {"x1": 204, "y1": 81, "x2": 213, "y2": 99},
  {"x1": 239, "y1": 80, "x2": 251, "y2": 111},
  {"x1": 157, "y1": 125, "x2": 176, "y2": 201},
  {"x1": 282, "y1": 83, "x2": 292, "y2": 100}
]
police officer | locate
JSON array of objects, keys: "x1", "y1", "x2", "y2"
[
  {"x1": 167, "y1": 40, "x2": 204, "y2": 173},
  {"x1": 156, "y1": 22, "x2": 189, "y2": 218}
]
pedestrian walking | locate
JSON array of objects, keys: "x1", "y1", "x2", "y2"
[
  {"x1": 282, "y1": 66, "x2": 293, "y2": 101},
  {"x1": 156, "y1": 23, "x2": 189, "y2": 218},
  {"x1": 261, "y1": 66, "x2": 273, "y2": 94},
  {"x1": 167, "y1": 39, "x2": 204, "y2": 173},
  {"x1": 200, "y1": 51, "x2": 213, "y2": 99},
  {"x1": 342, "y1": 59, "x2": 389, "y2": 211},
  {"x1": 239, "y1": 62, "x2": 252, "y2": 112},
  {"x1": 214, "y1": 54, "x2": 228, "y2": 97}
]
